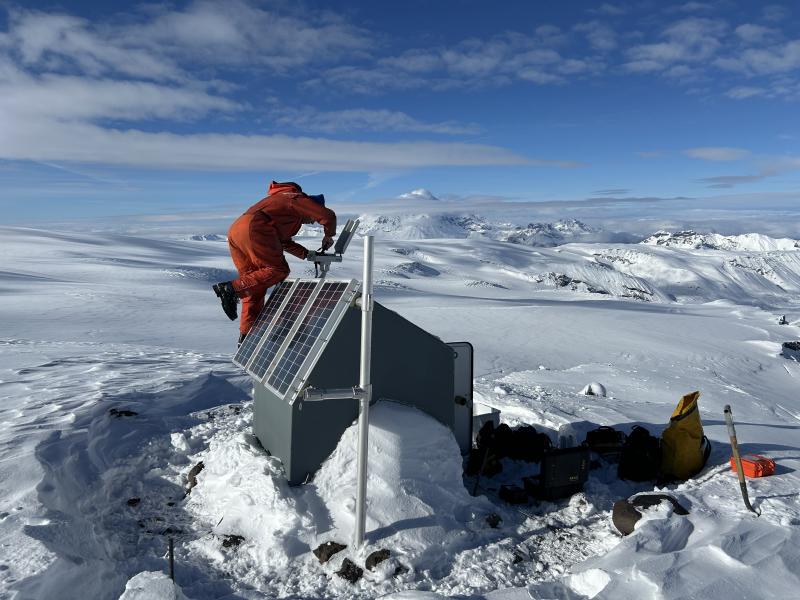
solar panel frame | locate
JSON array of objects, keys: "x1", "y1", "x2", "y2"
[
  {"x1": 266, "y1": 280, "x2": 358, "y2": 398},
  {"x1": 246, "y1": 280, "x2": 319, "y2": 380},
  {"x1": 232, "y1": 280, "x2": 295, "y2": 370}
]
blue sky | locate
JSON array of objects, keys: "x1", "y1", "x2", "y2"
[{"x1": 1, "y1": 0, "x2": 799, "y2": 223}]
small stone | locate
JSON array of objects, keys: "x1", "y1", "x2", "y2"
[
  {"x1": 336, "y1": 558, "x2": 363, "y2": 584},
  {"x1": 166, "y1": 502, "x2": 175, "y2": 507},
  {"x1": 109, "y1": 408, "x2": 138, "y2": 418},
  {"x1": 312, "y1": 541, "x2": 346, "y2": 564},
  {"x1": 185, "y1": 461, "x2": 205, "y2": 494},
  {"x1": 365, "y1": 548, "x2": 390, "y2": 570},
  {"x1": 126, "y1": 497, "x2": 140, "y2": 507},
  {"x1": 221, "y1": 534, "x2": 245, "y2": 549},
  {"x1": 393, "y1": 564, "x2": 409, "y2": 578},
  {"x1": 485, "y1": 513, "x2": 502, "y2": 528}
]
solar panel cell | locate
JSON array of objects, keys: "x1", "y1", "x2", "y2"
[
  {"x1": 267, "y1": 282, "x2": 349, "y2": 394},
  {"x1": 249, "y1": 281, "x2": 318, "y2": 380},
  {"x1": 233, "y1": 281, "x2": 292, "y2": 368}
]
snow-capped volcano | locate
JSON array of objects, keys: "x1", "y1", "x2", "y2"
[{"x1": 397, "y1": 188, "x2": 440, "y2": 202}]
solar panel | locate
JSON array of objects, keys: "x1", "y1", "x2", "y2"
[
  {"x1": 233, "y1": 281, "x2": 293, "y2": 369},
  {"x1": 249, "y1": 280, "x2": 318, "y2": 380},
  {"x1": 267, "y1": 281, "x2": 350, "y2": 394},
  {"x1": 233, "y1": 278, "x2": 358, "y2": 402}
]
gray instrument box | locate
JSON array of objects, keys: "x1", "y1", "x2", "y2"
[{"x1": 249, "y1": 292, "x2": 472, "y2": 484}]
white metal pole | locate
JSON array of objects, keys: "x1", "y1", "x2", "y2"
[{"x1": 354, "y1": 235, "x2": 374, "y2": 547}]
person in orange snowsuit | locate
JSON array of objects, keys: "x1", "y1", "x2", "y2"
[{"x1": 213, "y1": 181, "x2": 336, "y2": 343}]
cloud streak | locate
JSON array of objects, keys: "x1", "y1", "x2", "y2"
[
  {"x1": 684, "y1": 147, "x2": 750, "y2": 161},
  {"x1": 0, "y1": 120, "x2": 559, "y2": 171}
]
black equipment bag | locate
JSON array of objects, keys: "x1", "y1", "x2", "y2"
[
  {"x1": 528, "y1": 445, "x2": 590, "y2": 500},
  {"x1": 617, "y1": 425, "x2": 661, "y2": 481},
  {"x1": 584, "y1": 426, "x2": 625, "y2": 461}
]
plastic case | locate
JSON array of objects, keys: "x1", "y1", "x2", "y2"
[{"x1": 730, "y1": 454, "x2": 775, "y2": 478}]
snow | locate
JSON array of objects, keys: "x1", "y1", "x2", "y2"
[
  {"x1": 118, "y1": 571, "x2": 189, "y2": 600},
  {"x1": 2, "y1": 212, "x2": 800, "y2": 600}
]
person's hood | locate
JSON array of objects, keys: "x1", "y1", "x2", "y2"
[{"x1": 268, "y1": 181, "x2": 302, "y2": 195}]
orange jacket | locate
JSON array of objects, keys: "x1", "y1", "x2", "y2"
[{"x1": 243, "y1": 182, "x2": 336, "y2": 259}]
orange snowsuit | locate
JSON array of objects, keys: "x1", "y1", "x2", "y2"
[{"x1": 228, "y1": 182, "x2": 336, "y2": 334}]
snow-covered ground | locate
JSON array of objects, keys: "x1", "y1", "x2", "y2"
[{"x1": 1, "y1": 209, "x2": 800, "y2": 599}]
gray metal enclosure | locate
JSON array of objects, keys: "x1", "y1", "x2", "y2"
[{"x1": 253, "y1": 299, "x2": 459, "y2": 484}]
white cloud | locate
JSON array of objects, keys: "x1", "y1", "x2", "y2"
[
  {"x1": 271, "y1": 106, "x2": 481, "y2": 135},
  {"x1": 725, "y1": 85, "x2": 767, "y2": 99},
  {"x1": 126, "y1": 0, "x2": 371, "y2": 71},
  {"x1": 697, "y1": 174, "x2": 766, "y2": 188},
  {"x1": 5, "y1": 11, "x2": 182, "y2": 81},
  {"x1": 591, "y1": 3, "x2": 627, "y2": 16},
  {"x1": 734, "y1": 24, "x2": 777, "y2": 44},
  {"x1": 575, "y1": 21, "x2": 618, "y2": 51},
  {"x1": 0, "y1": 119, "x2": 576, "y2": 171},
  {"x1": 2, "y1": 1, "x2": 372, "y2": 81},
  {"x1": 625, "y1": 17, "x2": 727, "y2": 72},
  {"x1": 684, "y1": 147, "x2": 751, "y2": 161},
  {"x1": 0, "y1": 3, "x2": 589, "y2": 173},
  {"x1": 317, "y1": 30, "x2": 603, "y2": 92},
  {"x1": 0, "y1": 67, "x2": 237, "y2": 121}
]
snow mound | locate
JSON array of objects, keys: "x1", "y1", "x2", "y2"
[
  {"x1": 119, "y1": 571, "x2": 189, "y2": 600},
  {"x1": 580, "y1": 382, "x2": 607, "y2": 397},
  {"x1": 643, "y1": 230, "x2": 800, "y2": 251},
  {"x1": 398, "y1": 189, "x2": 440, "y2": 202},
  {"x1": 313, "y1": 401, "x2": 493, "y2": 560}
]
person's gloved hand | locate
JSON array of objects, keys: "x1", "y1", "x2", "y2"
[
  {"x1": 321, "y1": 235, "x2": 334, "y2": 251},
  {"x1": 306, "y1": 250, "x2": 317, "y2": 261}
]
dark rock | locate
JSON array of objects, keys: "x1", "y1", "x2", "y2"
[
  {"x1": 485, "y1": 513, "x2": 502, "y2": 528},
  {"x1": 393, "y1": 564, "x2": 409, "y2": 578},
  {"x1": 109, "y1": 408, "x2": 138, "y2": 418},
  {"x1": 185, "y1": 461, "x2": 205, "y2": 494},
  {"x1": 126, "y1": 497, "x2": 140, "y2": 507},
  {"x1": 166, "y1": 501, "x2": 175, "y2": 507},
  {"x1": 221, "y1": 534, "x2": 245, "y2": 549},
  {"x1": 313, "y1": 541, "x2": 346, "y2": 564},
  {"x1": 782, "y1": 341, "x2": 800, "y2": 360},
  {"x1": 612, "y1": 493, "x2": 689, "y2": 536},
  {"x1": 499, "y1": 485, "x2": 528, "y2": 504},
  {"x1": 336, "y1": 558, "x2": 363, "y2": 584},
  {"x1": 365, "y1": 549, "x2": 390, "y2": 570}
]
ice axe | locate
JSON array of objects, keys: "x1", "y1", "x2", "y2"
[{"x1": 724, "y1": 405, "x2": 760, "y2": 516}]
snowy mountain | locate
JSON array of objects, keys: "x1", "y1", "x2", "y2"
[
  {"x1": 357, "y1": 212, "x2": 610, "y2": 247},
  {"x1": 642, "y1": 229, "x2": 800, "y2": 251},
  {"x1": 3, "y1": 220, "x2": 800, "y2": 600}
]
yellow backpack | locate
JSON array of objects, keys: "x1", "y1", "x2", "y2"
[{"x1": 661, "y1": 391, "x2": 711, "y2": 480}]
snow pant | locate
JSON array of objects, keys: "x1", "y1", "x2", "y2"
[{"x1": 228, "y1": 212, "x2": 290, "y2": 334}]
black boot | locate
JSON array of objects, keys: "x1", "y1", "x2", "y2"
[{"x1": 212, "y1": 281, "x2": 238, "y2": 321}]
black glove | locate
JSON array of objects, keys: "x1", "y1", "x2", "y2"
[
  {"x1": 306, "y1": 250, "x2": 317, "y2": 261},
  {"x1": 321, "y1": 235, "x2": 334, "y2": 251}
]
